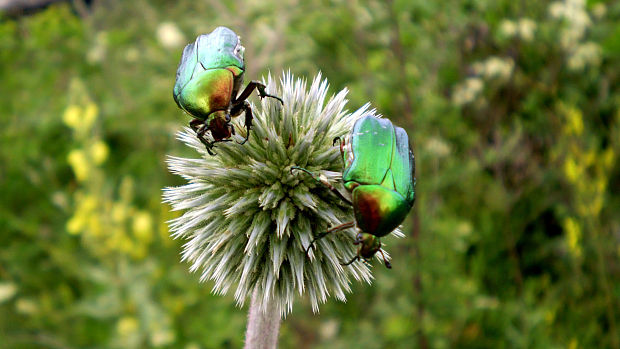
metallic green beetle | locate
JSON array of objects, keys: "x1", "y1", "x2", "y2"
[
  {"x1": 292, "y1": 115, "x2": 416, "y2": 268},
  {"x1": 173, "y1": 26, "x2": 282, "y2": 155}
]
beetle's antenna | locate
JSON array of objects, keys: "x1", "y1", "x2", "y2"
[
  {"x1": 290, "y1": 166, "x2": 315, "y2": 178},
  {"x1": 378, "y1": 249, "x2": 392, "y2": 269},
  {"x1": 304, "y1": 221, "x2": 356, "y2": 258},
  {"x1": 290, "y1": 166, "x2": 353, "y2": 206},
  {"x1": 304, "y1": 231, "x2": 328, "y2": 256}
]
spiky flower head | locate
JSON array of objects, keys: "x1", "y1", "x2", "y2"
[{"x1": 164, "y1": 72, "x2": 383, "y2": 316}]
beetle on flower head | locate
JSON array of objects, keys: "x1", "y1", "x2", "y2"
[
  {"x1": 292, "y1": 115, "x2": 416, "y2": 269},
  {"x1": 173, "y1": 26, "x2": 283, "y2": 155}
]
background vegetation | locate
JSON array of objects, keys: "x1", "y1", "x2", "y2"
[{"x1": 1, "y1": 0, "x2": 619, "y2": 348}]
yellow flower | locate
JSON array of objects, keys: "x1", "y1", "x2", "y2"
[
  {"x1": 82, "y1": 103, "x2": 98, "y2": 130},
  {"x1": 90, "y1": 141, "x2": 109, "y2": 165},
  {"x1": 63, "y1": 102, "x2": 99, "y2": 133},
  {"x1": 563, "y1": 157, "x2": 580, "y2": 183},
  {"x1": 563, "y1": 217, "x2": 582, "y2": 258},
  {"x1": 565, "y1": 106, "x2": 584, "y2": 135},
  {"x1": 87, "y1": 214, "x2": 103, "y2": 237},
  {"x1": 133, "y1": 211, "x2": 153, "y2": 243},
  {"x1": 62, "y1": 105, "x2": 82, "y2": 130},
  {"x1": 67, "y1": 149, "x2": 90, "y2": 182},
  {"x1": 117, "y1": 316, "x2": 139, "y2": 337},
  {"x1": 66, "y1": 215, "x2": 84, "y2": 235}
]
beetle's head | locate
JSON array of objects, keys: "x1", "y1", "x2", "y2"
[
  {"x1": 358, "y1": 233, "x2": 381, "y2": 259},
  {"x1": 207, "y1": 110, "x2": 233, "y2": 141}
]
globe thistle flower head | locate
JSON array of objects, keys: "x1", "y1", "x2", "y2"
[{"x1": 164, "y1": 72, "x2": 385, "y2": 316}]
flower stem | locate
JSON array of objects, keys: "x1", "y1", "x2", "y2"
[{"x1": 244, "y1": 290, "x2": 281, "y2": 349}]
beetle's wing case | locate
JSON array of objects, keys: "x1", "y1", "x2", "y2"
[
  {"x1": 392, "y1": 126, "x2": 416, "y2": 207},
  {"x1": 173, "y1": 41, "x2": 199, "y2": 108},
  {"x1": 342, "y1": 115, "x2": 394, "y2": 189}
]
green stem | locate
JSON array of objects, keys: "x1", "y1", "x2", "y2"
[{"x1": 244, "y1": 290, "x2": 281, "y2": 349}]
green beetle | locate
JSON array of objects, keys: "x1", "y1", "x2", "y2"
[
  {"x1": 173, "y1": 26, "x2": 282, "y2": 155},
  {"x1": 292, "y1": 115, "x2": 416, "y2": 268}
]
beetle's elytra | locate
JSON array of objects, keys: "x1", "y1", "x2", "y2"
[
  {"x1": 292, "y1": 115, "x2": 415, "y2": 269},
  {"x1": 173, "y1": 26, "x2": 282, "y2": 155}
]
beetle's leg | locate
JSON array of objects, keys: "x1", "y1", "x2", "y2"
[
  {"x1": 189, "y1": 118, "x2": 204, "y2": 134},
  {"x1": 304, "y1": 221, "x2": 356, "y2": 257},
  {"x1": 332, "y1": 136, "x2": 346, "y2": 163},
  {"x1": 378, "y1": 249, "x2": 392, "y2": 269},
  {"x1": 240, "y1": 102, "x2": 253, "y2": 145},
  {"x1": 234, "y1": 81, "x2": 283, "y2": 105},
  {"x1": 340, "y1": 255, "x2": 360, "y2": 266},
  {"x1": 290, "y1": 166, "x2": 353, "y2": 206},
  {"x1": 229, "y1": 100, "x2": 253, "y2": 145},
  {"x1": 255, "y1": 82, "x2": 284, "y2": 104},
  {"x1": 190, "y1": 119, "x2": 216, "y2": 155}
]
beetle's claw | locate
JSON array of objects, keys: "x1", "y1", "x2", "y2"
[
  {"x1": 261, "y1": 93, "x2": 284, "y2": 105},
  {"x1": 237, "y1": 135, "x2": 250, "y2": 145},
  {"x1": 206, "y1": 146, "x2": 216, "y2": 156}
]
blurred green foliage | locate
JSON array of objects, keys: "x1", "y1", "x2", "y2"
[{"x1": 1, "y1": 0, "x2": 619, "y2": 348}]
